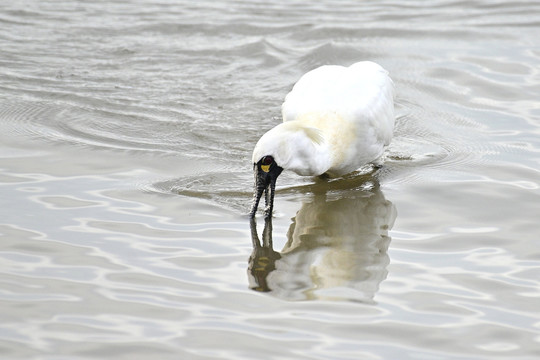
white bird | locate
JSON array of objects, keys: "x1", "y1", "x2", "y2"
[{"x1": 250, "y1": 61, "x2": 395, "y2": 218}]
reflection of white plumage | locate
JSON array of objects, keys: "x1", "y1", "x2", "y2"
[
  {"x1": 250, "y1": 61, "x2": 395, "y2": 217},
  {"x1": 278, "y1": 189, "x2": 396, "y2": 302},
  {"x1": 248, "y1": 184, "x2": 397, "y2": 302}
]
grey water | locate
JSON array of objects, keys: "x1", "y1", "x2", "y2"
[{"x1": 1, "y1": 1, "x2": 539, "y2": 359}]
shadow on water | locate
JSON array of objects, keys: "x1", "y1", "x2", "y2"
[{"x1": 248, "y1": 173, "x2": 397, "y2": 303}]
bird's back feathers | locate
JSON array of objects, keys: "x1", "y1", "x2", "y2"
[{"x1": 280, "y1": 61, "x2": 395, "y2": 176}]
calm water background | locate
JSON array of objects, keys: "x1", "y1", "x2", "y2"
[{"x1": 1, "y1": 0, "x2": 540, "y2": 359}]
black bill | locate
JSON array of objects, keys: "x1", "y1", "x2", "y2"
[{"x1": 249, "y1": 157, "x2": 283, "y2": 218}]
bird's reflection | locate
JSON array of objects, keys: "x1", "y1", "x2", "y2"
[
  {"x1": 248, "y1": 175, "x2": 396, "y2": 302},
  {"x1": 249, "y1": 217, "x2": 281, "y2": 292}
]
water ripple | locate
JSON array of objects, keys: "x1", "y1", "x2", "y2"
[{"x1": 1, "y1": 0, "x2": 540, "y2": 359}]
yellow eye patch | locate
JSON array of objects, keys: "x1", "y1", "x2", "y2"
[{"x1": 260, "y1": 155, "x2": 274, "y2": 173}]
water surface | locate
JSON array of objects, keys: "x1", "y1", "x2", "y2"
[{"x1": 1, "y1": 1, "x2": 540, "y2": 359}]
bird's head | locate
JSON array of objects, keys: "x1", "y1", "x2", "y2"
[{"x1": 249, "y1": 121, "x2": 330, "y2": 218}]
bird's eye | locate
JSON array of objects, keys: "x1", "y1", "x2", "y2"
[{"x1": 261, "y1": 156, "x2": 274, "y2": 165}]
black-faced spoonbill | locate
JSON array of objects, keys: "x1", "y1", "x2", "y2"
[{"x1": 250, "y1": 61, "x2": 395, "y2": 218}]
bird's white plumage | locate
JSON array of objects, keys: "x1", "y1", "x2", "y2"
[{"x1": 253, "y1": 61, "x2": 394, "y2": 177}]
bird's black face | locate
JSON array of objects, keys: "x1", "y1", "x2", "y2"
[{"x1": 249, "y1": 155, "x2": 283, "y2": 218}]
